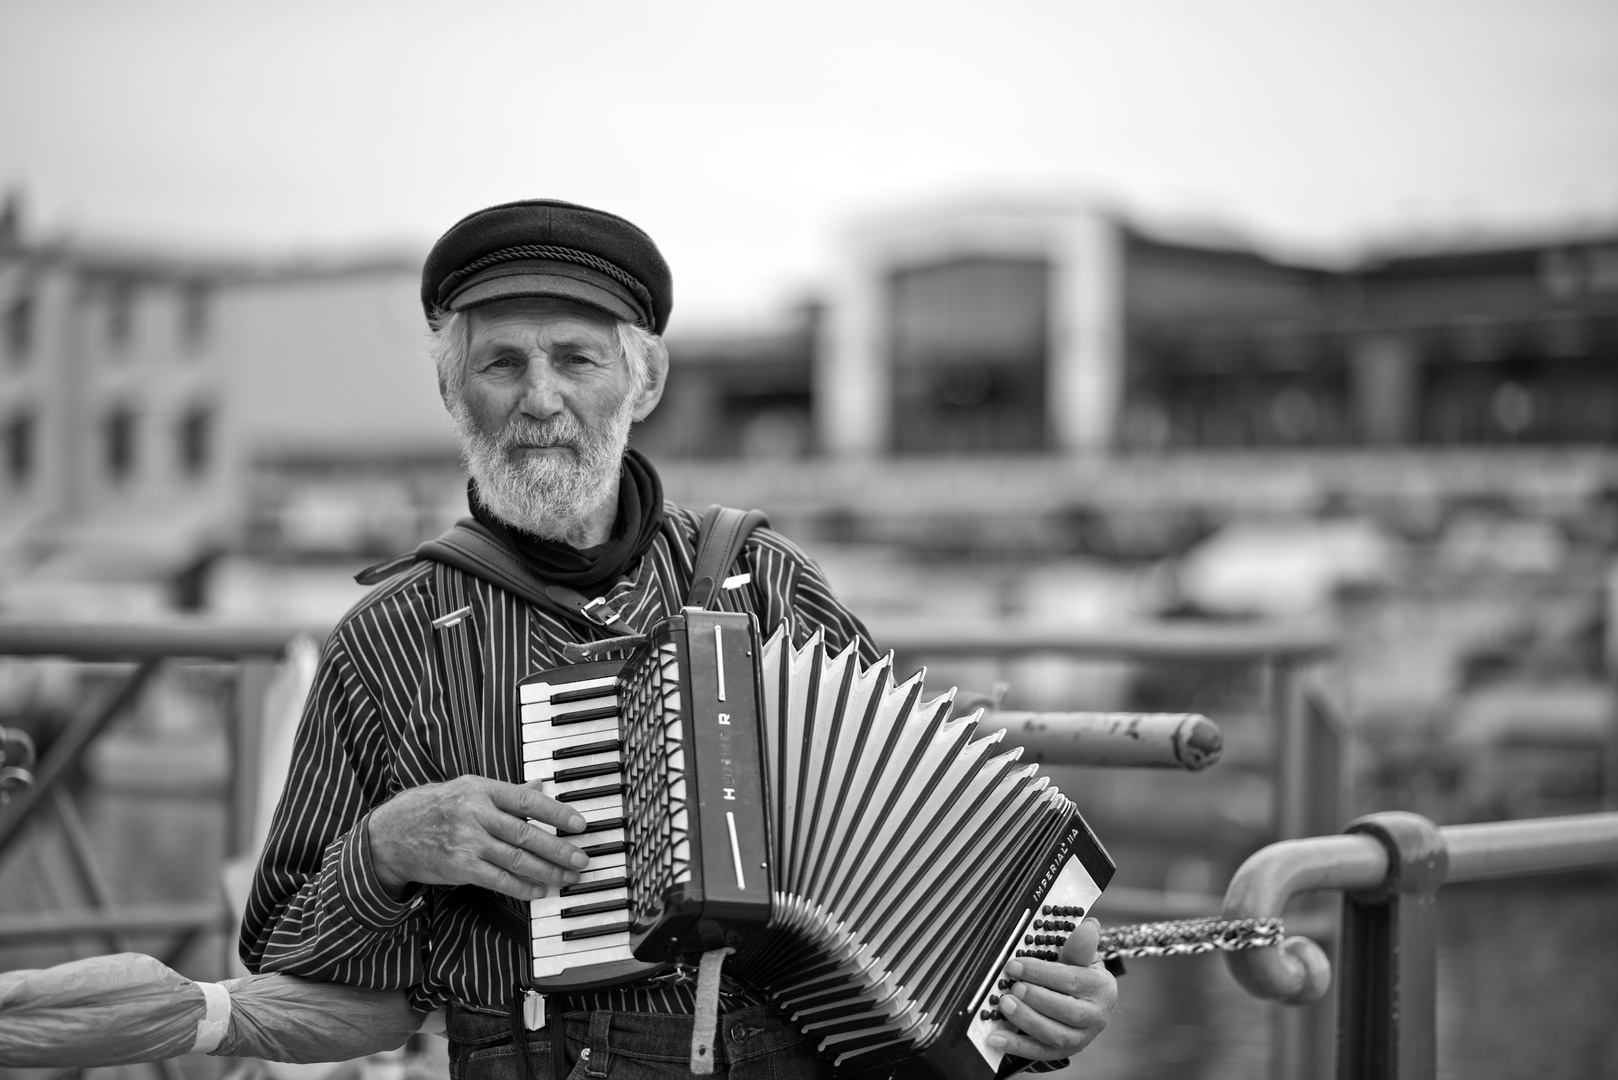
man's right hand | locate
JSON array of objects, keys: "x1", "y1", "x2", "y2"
[{"x1": 367, "y1": 775, "x2": 590, "y2": 901}]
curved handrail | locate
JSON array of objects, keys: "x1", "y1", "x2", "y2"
[
  {"x1": 1222, "y1": 810, "x2": 1618, "y2": 1006},
  {"x1": 1220, "y1": 834, "x2": 1386, "y2": 1003}
]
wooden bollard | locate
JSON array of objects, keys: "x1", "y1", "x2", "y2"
[{"x1": 984, "y1": 711, "x2": 1222, "y2": 770}]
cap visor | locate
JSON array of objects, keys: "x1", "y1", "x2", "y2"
[{"x1": 448, "y1": 273, "x2": 642, "y2": 325}]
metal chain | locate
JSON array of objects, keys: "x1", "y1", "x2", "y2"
[
  {"x1": 1098, "y1": 916, "x2": 1285, "y2": 960},
  {"x1": 0, "y1": 725, "x2": 35, "y2": 807}
]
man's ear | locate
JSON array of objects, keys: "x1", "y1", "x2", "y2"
[{"x1": 631, "y1": 337, "x2": 669, "y2": 421}]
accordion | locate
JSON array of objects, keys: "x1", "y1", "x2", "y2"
[{"x1": 520, "y1": 610, "x2": 1114, "y2": 1080}]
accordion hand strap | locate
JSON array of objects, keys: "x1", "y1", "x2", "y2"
[{"x1": 688, "y1": 947, "x2": 734, "y2": 1075}]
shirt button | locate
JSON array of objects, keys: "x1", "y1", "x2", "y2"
[{"x1": 729, "y1": 1025, "x2": 748, "y2": 1044}]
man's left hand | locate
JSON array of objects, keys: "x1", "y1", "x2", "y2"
[{"x1": 988, "y1": 916, "x2": 1118, "y2": 1061}]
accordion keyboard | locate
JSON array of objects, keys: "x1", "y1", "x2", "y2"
[
  {"x1": 965, "y1": 854, "x2": 1107, "y2": 1072},
  {"x1": 519, "y1": 669, "x2": 635, "y2": 980}
]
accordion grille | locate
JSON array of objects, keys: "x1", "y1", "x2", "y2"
[{"x1": 621, "y1": 641, "x2": 692, "y2": 923}]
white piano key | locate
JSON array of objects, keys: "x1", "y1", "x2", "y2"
[
  {"x1": 520, "y1": 693, "x2": 620, "y2": 721},
  {"x1": 527, "y1": 749, "x2": 624, "y2": 776},
  {"x1": 522, "y1": 713, "x2": 621, "y2": 745},
  {"x1": 533, "y1": 942, "x2": 636, "y2": 978},
  {"x1": 519, "y1": 675, "x2": 618, "y2": 706},
  {"x1": 529, "y1": 856, "x2": 628, "y2": 911},
  {"x1": 554, "y1": 793, "x2": 625, "y2": 819},
  {"x1": 531, "y1": 904, "x2": 631, "y2": 939}
]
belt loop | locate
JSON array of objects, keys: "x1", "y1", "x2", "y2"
[{"x1": 585, "y1": 1012, "x2": 612, "y2": 1077}]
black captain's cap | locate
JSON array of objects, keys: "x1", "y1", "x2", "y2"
[{"x1": 421, "y1": 199, "x2": 672, "y2": 334}]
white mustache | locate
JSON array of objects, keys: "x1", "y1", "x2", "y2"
[{"x1": 501, "y1": 415, "x2": 583, "y2": 451}]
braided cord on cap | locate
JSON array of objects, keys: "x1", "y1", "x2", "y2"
[{"x1": 441, "y1": 244, "x2": 654, "y2": 316}]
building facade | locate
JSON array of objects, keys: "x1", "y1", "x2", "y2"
[
  {"x1": 807, "y1": 200, "x2": 1618, "y2": 458},
  {"x1": 0, "y1": 227, "x2": 436, "y2": 605}
]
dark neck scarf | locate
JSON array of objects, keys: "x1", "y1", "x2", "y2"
[{"x1": 469, "y1": 448, "x2": 665, "y2": 596}]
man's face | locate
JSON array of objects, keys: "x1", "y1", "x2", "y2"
[{"x1": 447, "y1": 297, "x2": 653, "y2": 540}]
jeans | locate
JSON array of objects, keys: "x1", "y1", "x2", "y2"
[{"x1": 446, "y1": 1003, "x2": 835, "y2": 1080}]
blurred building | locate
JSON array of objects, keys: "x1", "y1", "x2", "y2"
[
  {"x1": 5, "y1": 197, "x2": 1617, "y2": 614},
  {"x1": 0, "y1": 221, "x2": 437, "y2": 613},
  {"x1": 645, "y1": 201, "x2": 1618, "y2": 460}
]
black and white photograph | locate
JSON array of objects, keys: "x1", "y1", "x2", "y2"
[{"x1": 2, "y1": 2, "x2": 1617, "y2": 1077}]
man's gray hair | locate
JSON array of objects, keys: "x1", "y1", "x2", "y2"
[{"x1": 427, "y1": 308, "x2": 662, "y2": 401}]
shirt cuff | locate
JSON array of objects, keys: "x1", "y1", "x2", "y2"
[{"x1": 337, "y1": 810, "x2": 425, "y2": 932}]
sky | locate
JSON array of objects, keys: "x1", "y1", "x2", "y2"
[{"x1": 3, "y1": 0, "x2": 1616, "y2": 329}]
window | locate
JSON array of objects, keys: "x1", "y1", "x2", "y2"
[
  {"x1": 104, "y1": 406, "x2": 136, "y2": 482},
  {"x1": 4, "y1": 293, "x2": 33, "y2": 364},
  {"x1": 4, "y1": 410, "x2": 32, "y2": 486},
  {"x1": 888, "y1": 256, "x2": 1051, "y2": 454},
  {"x1": 105, "y1": 280, "x2": 135, "y2": 353},
  {"x1": 180, "y1": 281, "x2": 210, "y2": 352},
  {"x1": 176, "y1": 406, "x2": 211, "y2": 477}
]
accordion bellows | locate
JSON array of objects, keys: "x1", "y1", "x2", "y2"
[{"x1": 520, "y1": 613, "x2": 1113, "y2": 1080}]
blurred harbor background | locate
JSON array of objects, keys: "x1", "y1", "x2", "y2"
[{"x1": 3, "y1": 1, "x2": 1618, "y2": 1077}]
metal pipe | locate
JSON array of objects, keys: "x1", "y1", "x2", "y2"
[
  {"x1": 0, "y1": 619, "x2": 310, "y2": 660},
  {"x1": 1221, "y1": 833, "x2": 1388, "y2": 1004},
  {"x1": 0, "y1": 901, "x2": 229, "y2": 944},
  {"x1": 986, "y1": 711, "x2": 1222, "y2": 770},
  {"x1": 869, "y1": 617, "x2": 1335, "y2": 662},
  {"x1": 1444, "y1": 813, "x2": 1618, "y2": 882}
]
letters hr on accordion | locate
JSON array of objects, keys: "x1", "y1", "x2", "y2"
[{"x1": 519, "y1": 611, "x2": 1115, "y2": 1080}]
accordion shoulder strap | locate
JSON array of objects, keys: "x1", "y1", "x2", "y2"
[
  {"x1": 356, "y1": 518, "x2": 633, "y2": 637},
  {"x1": 687, "y1": 505, "x2": 770, "y2": 609}
]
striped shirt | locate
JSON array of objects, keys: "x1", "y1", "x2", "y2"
[{"x1": 239, "y1": 502, "x2": 879, "y2": 1015}]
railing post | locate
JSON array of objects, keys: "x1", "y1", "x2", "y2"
[
  {"x1": 229, "y1": 659, "x2": 276, "y2": 859},
  {"x1": 1337, "y1": 812, "x2": 1448, "y2": 1080},
  {"x1": 1269, "y1": 659, "x2": 1336, "y2": 1080},
  {"x1": 1271, "y1": 658, "x2": 1310, "y2": 842}
]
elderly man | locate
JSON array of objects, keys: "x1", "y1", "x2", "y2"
[{"x1": 240, "y1": 200, "x2": 1117, "y2": 1080}]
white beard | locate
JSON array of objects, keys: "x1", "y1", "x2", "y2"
[{"x1": 450, "y1": 392, "x2": 638, "y2": 542}]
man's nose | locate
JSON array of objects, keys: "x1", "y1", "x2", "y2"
[{"x1": 517, "y1": 353, "x2": 564, "y2": 417}]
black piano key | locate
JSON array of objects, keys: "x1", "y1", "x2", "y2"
[
  {"x1": 579, "y1": 816, "x2": 625, "y2": 834},
  {"x1": 561, "y1": 921, "x2": 630, "y2": 941},
  {"x1": 560, "y1": 898, "x2": 631, "y2": 918},
  {"x1": 558, "y1": 783, "x2": 624, "y2": 803},
  {"x1": 553, "y1": 761, "x2": 622, "y2": 783},
  {"x1": 550, "y1": 685, "x2": 616, "y2": 705},
  {"x1": 582, "y1": 840, "x2": 627, "y2": 857},
  {"x1": 552, "y1": 739, "x2": 623, "y2": 760},
  {"x1": 560, "y1": 875, "x2": 628, "y2": 897},
  {"x1": 551, "y1": 705, "x2": 620, "y2": 726}
]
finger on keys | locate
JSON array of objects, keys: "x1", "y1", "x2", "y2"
[
  {"x1": 485, "y1": 809, "x2": 591, "y2": 872},
  {"x1": 1063, "y1": 916, "x2": 1102, "y2": 967},
  {"x1": 502, "y1": 780, "x2": 588, "y2": 833}
]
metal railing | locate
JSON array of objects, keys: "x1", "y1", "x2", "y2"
[
  {"x1": 0, "y1": 613, "x2": 1331, "y2": 1075},
  {"x1": 1222, "y1": 810, "x2": 1618, "y2": 1079},
  {"x1": 0, "y1": 615, "x2": 1253, "y2": 951},
  {"x1": 0, "y1": 623, "x2": 303, "y2": 995}
]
